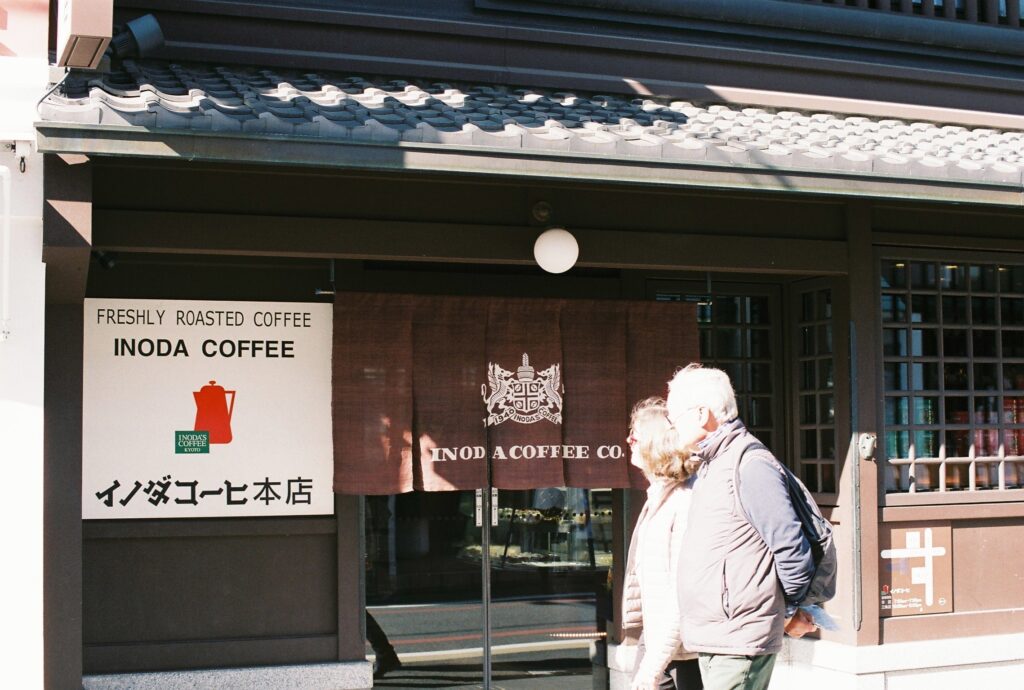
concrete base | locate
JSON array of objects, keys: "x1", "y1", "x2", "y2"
[
  {"x1": 603, "y1": 631, "x2": 1024, "y2": 689},
  {"x1": 83, "y1": 660, "x2": 373, "y2": 690},
  {"x1": 772, "y1": 631, "x2": 1024, "y2": 689},
  {"x1": 603, "y1": 642, "x2": 638, "y2": 690}
]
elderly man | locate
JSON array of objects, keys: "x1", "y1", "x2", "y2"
[{"x1": 666, "y1": 363, "x2": 816, "y2": 690}]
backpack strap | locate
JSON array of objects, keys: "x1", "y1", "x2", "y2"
[
  {"x1": 734, "y1": 441, "x2": 828, "y2": 563},
  {"x1": 732, "y1": 441, "x2": 770, "y2": 522}
]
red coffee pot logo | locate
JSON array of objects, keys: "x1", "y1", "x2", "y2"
[{"x1": 193, "y1": 380, "x2": 236, "y2": 444}]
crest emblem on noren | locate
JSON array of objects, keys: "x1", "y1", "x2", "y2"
[{"x1": 481, "y1": 354, "x2": 563, "y2": 426}]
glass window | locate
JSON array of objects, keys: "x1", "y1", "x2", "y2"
[{"x1": 882, "y1": 257, "x2": 1024, "y2": 494}]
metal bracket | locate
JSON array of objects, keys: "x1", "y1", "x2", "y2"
[{"x1": 475, "y1": 489, "x2": 483, "y2": 527}]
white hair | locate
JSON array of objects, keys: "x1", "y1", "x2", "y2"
[{"x1": 666, "y1": 363, "x2": 738, "y2": 424}]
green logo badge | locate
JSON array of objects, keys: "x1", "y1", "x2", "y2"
[{"x1": 175, "y1": 431, "x2": 210, "y2": 454}]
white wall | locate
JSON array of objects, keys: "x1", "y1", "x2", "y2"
[{"x1": 0, "y1": 49, "x2": 48, "y2": 690}]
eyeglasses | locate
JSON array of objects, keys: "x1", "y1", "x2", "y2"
[{"x1": 667, "y1": 404, "x2": 703, "y2": 428}]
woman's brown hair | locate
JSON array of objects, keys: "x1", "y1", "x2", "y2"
[{"x1": 629, "y1": 397, "x2": 698, "y2": 481}]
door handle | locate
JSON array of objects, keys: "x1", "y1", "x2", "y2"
[
  {"x1": 491, "y1": 488, "x2": 498, "y2": 527},
  {"x1": 475, "y1": 489, "x2": 483, "y2": 527}
]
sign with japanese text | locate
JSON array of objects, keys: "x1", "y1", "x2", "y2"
[
  {"x1": 83, "y1": 299, "x2": 334, "y2": 518},
  {"x1": 879, "y1": 523, "x2": 953, "y2": 617}
]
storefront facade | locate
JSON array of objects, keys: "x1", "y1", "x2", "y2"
[{"x1": 27, "y1": 1, "x2": 1024, "y2": 688}]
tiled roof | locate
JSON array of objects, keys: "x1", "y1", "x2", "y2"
[{"x1": 39, "y1": 60, "x2": 1024, "y2": 186}]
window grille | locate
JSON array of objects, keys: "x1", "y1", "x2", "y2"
[
  {"x1": 881, "y1": 259, "x2": 1024, "y2": 493},
  {"x1": 796, "y1": 288, "x2": 837, "y2": 493},
  {"x1": 697, "y1": 295, "x2": 777, "y2": 451},
  {"x1": 655, "y1": 289, "x2": 779, "y2": 452}
]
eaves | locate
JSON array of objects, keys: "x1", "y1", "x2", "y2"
[{"x1": 35, "y1": 122, "x2": 1024, "y2": 208}]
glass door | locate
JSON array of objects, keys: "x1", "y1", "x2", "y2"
[
  {"x1": 364, "y1": 491, "x2": 485, "y2": 688},
  {"x1": 365, "y1": 488, "x2": 611, "y2": 688},
  {"x1": 486, "y1": 487, "x2": 611, "y2": 688}
]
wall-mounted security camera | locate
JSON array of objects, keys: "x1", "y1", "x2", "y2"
[{"x1": 109, "y1": 14, "x2": 165, "y2": 59}]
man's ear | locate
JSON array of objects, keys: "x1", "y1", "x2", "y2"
[{"x1": 702, "y1": 407, "x2": 719, "y2": 432}]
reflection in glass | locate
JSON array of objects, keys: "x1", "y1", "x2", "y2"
[
  {"x1": 749, "y1": 363, "x2": 771, "y2": 392},
  {"x1": 974, "y1": 363, "x2": 998, "y2": 390},
  {"x1": 820, "y1": 395, "x2": 834, "y2": 423},
  {"x1": 801, "y1": 360, "x2": 816, "y2": 389},
  {"x1": 999, "y1": 266, "x2": 1024, "y2": 293},
  {"x1": 801, "y1": 395, "x2": 816, "y2": 424},
  {"x1": 1000, "y1": 297, "x2": 1024, "y2": 324},
  {"x1": 913, "y1": 464, "x2": 939, "y2": 492},
  {"x1": 940, "y1": 263, "x2": 966, "y2": 290},
  {"x1": 911, "y1": 363, "x2": 938, "y2": 390},
  {"x1": 801, "y1": 292, "x2": 815, "y2": 321},
  {"x1": 913, "y1": 397, "x2": 938, "y2": 425},
  {"x1": 1003, "y1": 330, "x2": 1024, "y2": 358},
  {"x1": 973, "y1": 330, "x2": 997, "y2": 358},
  {"x1": 941, "y1": 295, "x2": 967, "y2": 324},
  {"x1": 818, "y1": 325, "x2": 832, "y2": 355},
  {"x1": 820, "y1": 428, "x2": 835, "y2": 458},
  {"x1": 943, "y1": 329, "x2": 968, "y2": 357},
  {"x1": 699, "y1": 330, "x2": 712, "y2": 359},
  {"x1": 972, "y1": 297, "x2": 998, "y2": 325},
  {"x1": 886, "y1": 430, "x2": 910, "y2": 458},
  {"x1": 821, "y1": 463, "x2": 835, "y2": 493},
  {"x1": 721, "y1": 362, "x2": 743, "y2": 393},
  {"x1": 944, "y1": 396, "x2": 968, "y2": 424},
  {"x1": 1004, "y1": 363, "x2": 1024, "y2": 390},
  {"x1": 749, "y1": 329, "x2": 771, "y2": 358},
  {"x1": 945, "y1": 430, "x2": 969, "y2": 457},
  {"x1": 881, "y1": 295, "x2": 906, "y2": 323},
  {"x1": 801, "y1": 327, "x2": 815, "y2": 356},
  {"x1": 819, "y1": 359, "x2": 834, "y2": 389},
  {"x1": 748, "y1": 297, "x2": 771, "y2": 325},
  {"x1": 1006, "y1": 461, "x2": 1021, "y2": 488},
  {"x1": 910, "y1": 294, "x2": 937, "y2": 323},
  {"x1": 1003, "y1": 397, "x2": 1024, "y2": 424},
  {"x1": 713, "y1": 296, "x2": 742, "y2": 324},
  {"x1": 818, "y1": 290, "x2": 832, "y2": 319},
  {"x1": 885, "y1": 363, "x2": 909, "y2": 391},
  {"x1": 749, "y1": 397, "x2": 772, "y2": 427},
  {"x1": 716, "y1": 329, "x2": 743, "y2": 358},
  {"x1": 912, "y1": 329, "x2": 937, "y2": 357},
  {"x1": 802, "y1": 429, "x2": 818, "y2": 459},
  {"x1": 802, "y1": 464, "x2": 819, "y2": 493},
  {"x1": 973, "y1": 396, "x2": 999, "y2": 424},
  {"x1": 943, "y1": 363, "x2": 968, "y2": 390},
  {"x1": 910, "y1": 262, "x2": 936, "y2": 289},
  {"x1": 886, "y1": 397, "x2": 909, "y2": 426},
  {"x1": 913, "y1": 430, "x2": 938, "y2": 459},
  {"x1": 970, "y1": 265, "x2": 997, "y2": 292},
  {"x1": 883, "y1": 328, "x2": 907, "y2": 357},
  {"x1": 880, "y1": 260, "x2": 907, "y2": 290}
]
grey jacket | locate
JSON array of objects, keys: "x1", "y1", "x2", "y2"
[{"x1": 676, "y1": 419, "x2": 814, "y2": 656}]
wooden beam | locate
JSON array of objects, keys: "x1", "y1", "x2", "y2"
[{"x1": 93, "y1": 210, "x2": 849, "y2": 275}]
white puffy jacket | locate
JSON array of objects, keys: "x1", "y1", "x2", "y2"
[{"x1": 620, "y1": 478, "x2": 696, "y2": 684}]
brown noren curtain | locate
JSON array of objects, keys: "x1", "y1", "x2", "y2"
[{"x1": 333, "y1": 293, "x2": 697, "y2": 494}]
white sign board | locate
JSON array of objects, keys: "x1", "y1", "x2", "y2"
[{"x1": 83, "y1": 299, "x2": 334, "y2": 519}]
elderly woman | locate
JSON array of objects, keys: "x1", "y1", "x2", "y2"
[{"x1": 622, "y1": 397, "x2": 703, "y2": 690}]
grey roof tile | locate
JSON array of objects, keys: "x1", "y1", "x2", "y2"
[{"x1": 39, "y1": 60, "x2": 1024, "y2": 188}]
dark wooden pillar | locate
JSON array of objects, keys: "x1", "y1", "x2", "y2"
[
  {"x1": 337, "y1": 494, "x2": 366, "y2": 660},
  {"x1": 43, "y1": 153, "x2": 91, "y2": 689}
]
